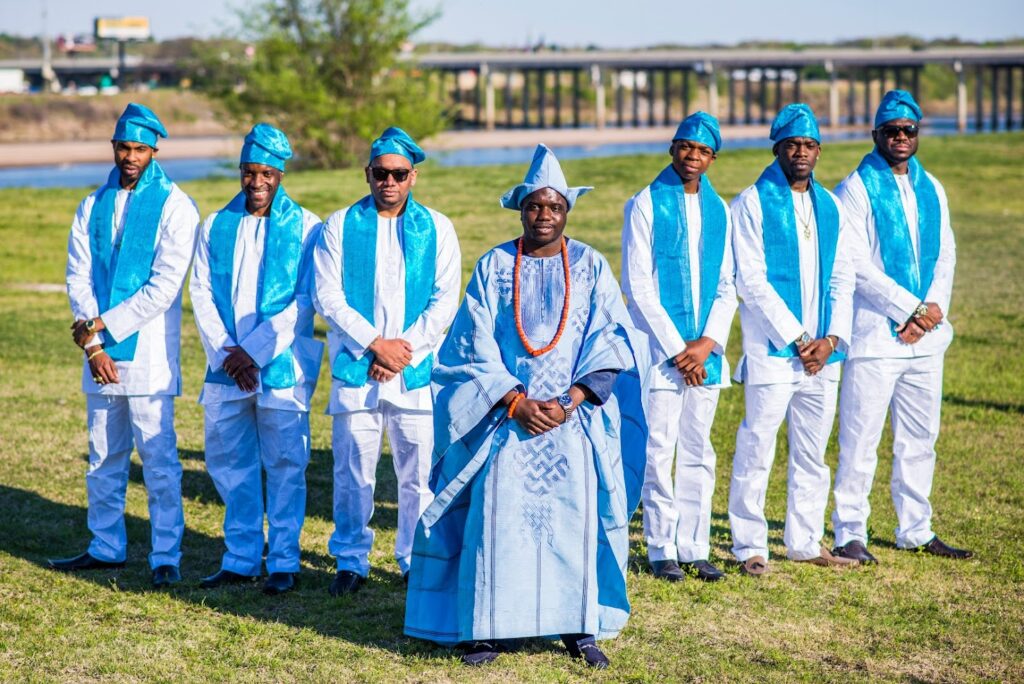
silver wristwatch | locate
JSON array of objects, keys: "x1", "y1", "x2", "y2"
[
  {"x1": 796, "y1": 331, "x2": 812, "y2": 347},
  {"x1": 914, "y1": 302, "x2": 929, "y2": 319},
  {"x1": 557, "y1": 393, "x2": 575, "y2": 422}
]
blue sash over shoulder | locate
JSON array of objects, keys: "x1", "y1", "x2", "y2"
[
  {"x1": 857, "y1": 150, "x2": 941, "y2": 333},
  {"x1": 331, "y1": 194, "x2": 437, "y2": 389},
  {"x1": 649, "y1": 165, "x2": 727, "y2": 384},
  {"x1": 88, "y1": 160, "x2": 173, "y2": 361},
  {"x1": 206, "y1": 188, "x2": 306, "y2": 389},
  {"x1": 754, "y1": 160, "x2": 844, "y2": 363}
]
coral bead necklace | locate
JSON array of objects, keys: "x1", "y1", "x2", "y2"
[{"x1": 513, "y1": 236, "x2": 571, "y2": 357}]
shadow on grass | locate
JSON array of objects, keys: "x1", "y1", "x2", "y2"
[
  {"x1": 0, "y1": 484, "x2": 450, "y2": 659},
  {"x1": 91, "y1": 447, "x2": 401, "y2": 531},
  {"x1": 944, "y1": 393, "x2": 1024, "y2": 415}
]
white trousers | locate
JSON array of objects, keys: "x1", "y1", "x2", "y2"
[
  {"x1": 85, "y1": 394, "x2": 183, "y2": 569},
  {"x1": 728, "y1": 374, "x2": 838, "y2": 561},
  {"x1": 833, "y1": 354, "x2": 943, "y2": 549},
  {"x1": 642, "y1": 386, "x2": 721, "y2": 563},
  {"x1": 204, "y1": 397, "x2": 311, "y2": 575},
  {"x1": 329, "y1": 403, "x2": 433, "y2": 576}
]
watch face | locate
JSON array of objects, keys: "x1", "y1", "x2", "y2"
[
  {"x1": 558, "y1": 394, "x2": 573, "y2": 409},
  {"x1": 799, "y1": 333, "x2": 812, "y2": 345}
]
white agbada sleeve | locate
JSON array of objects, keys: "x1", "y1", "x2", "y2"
[
  {"x1": 731, "y1": 189, "x2": 806, "y2": 349},
  {"x1": 238, "y1": 211, "x2": 323, "y2": 368},
  {"x1": 313, "y1": 209, "x2": 381, "y2": 356},
  {"x1": 825, "y1": 197, "x2": 855, "y2": 348},
  {"x1": 701, "y1": 196, "x2": 738, "y2": 352},
  {"x1": 922, "y1": 173, "x2": 956, "y2": 315},
  {"x1": 100, "y1": 193, "x2": 200, "y2": 344},
  {"x1": 400, "y1": 212, "x2": 462, "y2": 364},
  {"x1": 836, "y1": 174, "x2": 921, "y2": 323},
  {"x1": 66, "y1": 193, "x2": 104, "y2": 349},
  {"x1": 621, "y1": 193, "x2": 687, "y2": 360},
  {"x1": 189, "y1": 213, "x2": 236, "y2": 373}
]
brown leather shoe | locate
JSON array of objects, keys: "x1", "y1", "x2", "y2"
[
  {"x1": 795, "y1": 544, "x2": 859, "y2": 568},
  {"x1": 740, "y1": 555, "x2": 769, "y2": 576}
]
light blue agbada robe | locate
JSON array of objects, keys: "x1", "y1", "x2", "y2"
[{"x1": 404, "y1": 238, "x2": 650, "y2": 645}]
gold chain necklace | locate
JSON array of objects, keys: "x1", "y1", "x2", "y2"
[{"x1": 794, "y1": 191, "x2": 813, "y2": 240}]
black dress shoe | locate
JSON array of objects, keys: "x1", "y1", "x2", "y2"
[
  {"x1": 47, "y1": 551, "x2": 125, "y2": 571},
  {"x1": 562, "y1": 634, "x2": 610, "y2": 669},
  {"x1": 461, "y1": 641, "x2": 507, "y2": 666},
  {"x1": 200, "y1": 569, "x2": 259, "y2": 589},
  {"x1": 916, "y1": 535, "x2": 974, "y2": 560},
  {"x1": 263, "y1": 572, "x2": 296, "y2": 595},
  {"x1": 650, "y1": 559, "x2": 685, "y2": 582},
  {"x1": 832, "y1": 540, "x2": 878, "y2": 565},
  {"x1": 328, "y1": 570, "x2": 366, "y2": 597},
  {"x1": 681, "y1": 559, "x2": 726, "y2": 582},
  {"x1": 152, "y1": 565, "x2": 181, "y2": 588}
]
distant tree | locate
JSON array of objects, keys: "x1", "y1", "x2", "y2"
[{"x1": 192, "y1": 0, "x2": 445, "y2": 169}]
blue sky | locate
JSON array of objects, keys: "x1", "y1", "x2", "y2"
[{"x1": 1, "y1": 0, "x2": 1021, "y2": 47}]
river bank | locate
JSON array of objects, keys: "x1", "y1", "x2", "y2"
[{"x1": 0, "y1": 124, "x2": 793, "y2": 168}]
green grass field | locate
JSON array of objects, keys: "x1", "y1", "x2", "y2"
[{"x1": 1, "y1": 133, "x2": 1022, "y2": 682}]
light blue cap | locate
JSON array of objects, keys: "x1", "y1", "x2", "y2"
[
  {"x1": 112, "y1": 103, "x2": 168, "y2": 148},
  {"x1": 369, "y1": 126, "x2": 426, "y2": 165},
  {"x1": 770, "y1": 103, "x2": 821, "y2": 143},
  {"x1": 875, "y1": 89, "x2": 923, "y2": 127},
  {"x1": 673, "y1": 111, "x2": 722, "y2": 152},
  {"x1": 240, "y1": 123, "x2": 292, "y2": 171},
  {"x1": 500, "y1": 144, "x2": 593, "y2": 211}
]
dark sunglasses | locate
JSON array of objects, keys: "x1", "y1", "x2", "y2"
[
  {"x1": 879, "y1": 124, "x2": 919, "y2": 139},
  {"x1": 370, "y1": 167, "x2": 412, "y2": 182}
]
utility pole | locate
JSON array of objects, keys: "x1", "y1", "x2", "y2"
[{"x1": 41, "y1": 0, "x2": 60, "y2": 92}]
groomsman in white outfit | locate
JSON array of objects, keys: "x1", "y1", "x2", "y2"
[
  {"x1": 728, "y1": 104, "x2": 857, "y2": 576},
  {"x1": 622, "y1": 112, "x2": 736, "y2": 583},
  {"x1": 190, "y1": 124, "x2": 323, "y2": 594},
  {"x1": 831, "y1": 90, "x2": 972, "y2": 564},
  {"x1": 53, "y1": 103, "x2": 199, "y2": 588},
  {"x1": 314, "y1": 127, "x2": 461, "y2": 596}
]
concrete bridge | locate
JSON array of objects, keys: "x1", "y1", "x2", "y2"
[
  {"x1": 418, "y1": 47, "x2": 1024, "y2": 132},
  {"x1": 4, "y1": 46, "x2": 1023, "y2": 133},
  {"x1": 0, "y1": 56, "x2": 180, "y2": 89}
]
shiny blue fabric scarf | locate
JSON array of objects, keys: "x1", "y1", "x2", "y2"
[
  {"x1": 205, "y1": 187, "x2": 307, "y2": 389},
  {"x1": 856, "y1": 150, "x2": 940, "y2": 333},
  {"x1": 88, "y1": 159, "x2": 173, "y2": 361},
  {"x1": 332, "y1": 194, "x2": 436, "y2": 389},
  {"x1": 649, "y1": 166, "x2": 727, "y2": 384},
  {"x1": 754, "y1": 160, "x2": 844, "y2": 363}
]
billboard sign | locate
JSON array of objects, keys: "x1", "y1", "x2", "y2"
[{"x1": 94, "y1": 17, "x2": 151, "y2": 41}]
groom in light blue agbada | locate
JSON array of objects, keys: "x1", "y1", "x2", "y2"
[{"x1": 404, "y1": 144, "x2": 650, "y2": 670}]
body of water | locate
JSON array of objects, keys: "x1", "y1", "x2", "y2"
[
  {"x1": 0, "y1": 118, "x2": 1004, "y2": 190},
  {"x1": 0, "y1": 157, "x2": 237, "y2": 190}
]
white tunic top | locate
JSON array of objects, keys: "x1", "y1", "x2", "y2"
[
  {"x1": 313, "y1": 203, "x2": 462, "y2": 414},
  {"x1": 190, "y1": 206, "x2": 324, "y2": 411},
  {"x1": 835, "y1": 166, "x2": 955, "y2": 360},
  {"x1": 621, "y1": 185, "x2": 737, "y2": 389},
  {"x1": 730, "y1": 183, "x2": 855, "y2": 385},
  {"x1": 66, "y1": 182, "x2": 200, "y2": 396}
]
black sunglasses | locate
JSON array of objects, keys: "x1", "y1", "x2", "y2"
[
  {"x1": 879, "y1": 124, "x2": 919, "y2": 139},
  {"x1": 370, "y1": 167, "x2": 412, "y2": 182}
]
